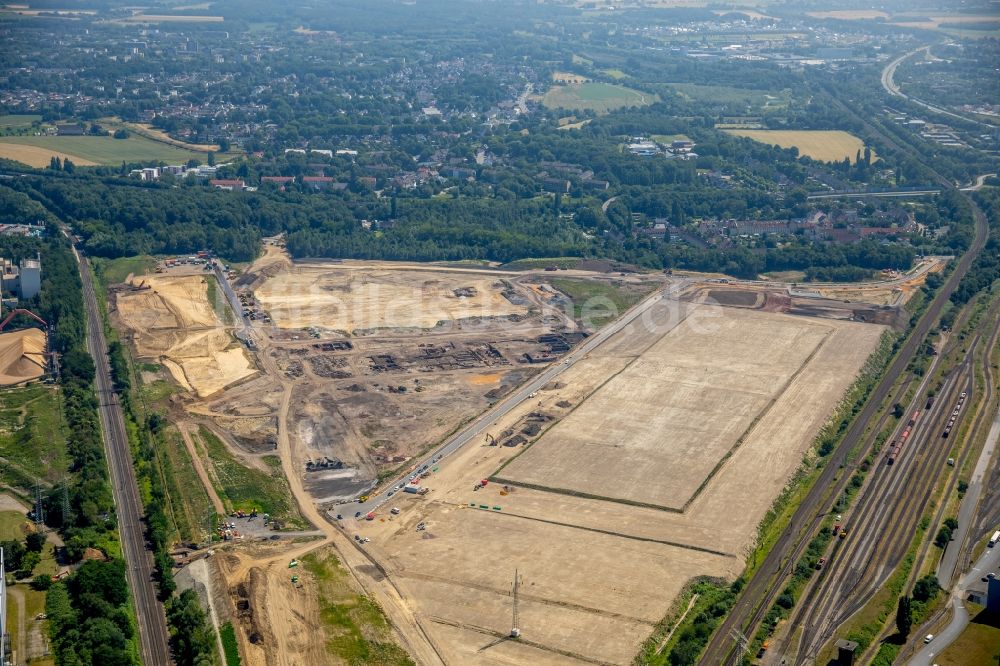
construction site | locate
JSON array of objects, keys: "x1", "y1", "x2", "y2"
[{"x1": 106, "y1": 244, "x2": 942, "y2": 665}]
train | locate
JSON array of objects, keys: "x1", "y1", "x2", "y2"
[
  {"x1": 941, "y1": 391, "x2": 968, "y2": 439},
  {"x1": 886, "y1": 410, "x2": 921, "y2": 465}
]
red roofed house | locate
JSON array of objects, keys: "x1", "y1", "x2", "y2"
[
  {"x1": 209, "y1": 179, "x2": 246, "y2": 191},
  {"x1": 303, "y1": 176, "x2": 334, "y2": 190}
]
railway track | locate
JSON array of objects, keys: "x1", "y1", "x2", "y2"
[
  {"x1": 793, "y1": 353, "x2": 975, "y2": 663},
  {"x1": 77, "y1": 249, "x2": 172, "y2": 666},
  {"x1": 700, "y1": 190, "x2": 988, "y2": 666}
]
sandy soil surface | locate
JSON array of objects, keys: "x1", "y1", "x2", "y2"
[
  {"x1": 255, "y1": 265, "x2": 529, "y2": 333},
  {"x1": 349, "y1": 297, "x2": 886, "y2": 664},
  {"x1": 499, "y1": 304, "x2": 837, "y2": 510},
  {"x1": 113, "y1": 274, "x2": 256, "y2": 397},
  {"x1": 0, "y1": 328, "x2": 47, "y2": 385}
]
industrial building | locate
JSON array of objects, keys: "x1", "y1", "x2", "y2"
[{"x1": 0, "y1": 256, "x2": 41, "y2": 300}]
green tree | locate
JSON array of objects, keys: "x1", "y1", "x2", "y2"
[
  {"x1": 913, "y1": 575, "x2": 940, "y2": 602},
  {"x1": 26, "y1": 531, "x2": 46, "y2": 552},
  {"x1": 896, "y1": 596, "x2": 912, "y2": 637},
  {"x1": 167, "y1": 589, "x2": 218, "y2": 666}
]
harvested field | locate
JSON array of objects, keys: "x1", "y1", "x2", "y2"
[
  {"x1": 0, "y1": 142, "x2": 96, "y2": 168},
  {"x1": 723, "y1": 129, "x2": 870, "y2": 163},
  {"x1": 0, "y1": 134, "x2": 203, "y2": 166},
  {"x1": 254, "y1": 264, "x2": 529, "y2": 332},
  {"x1": 113, "y1": 274, "x2": 255, "y2": 397},
  {"x1": 806, "y1": 10, "x2": 889, "y2": 19},
  {"x1": 0, "y1": 328, "x2": 47, "y2": 385}
]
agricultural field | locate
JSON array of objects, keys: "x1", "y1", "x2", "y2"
[
  {"x1": 551, "y1": 71, "x2": 589, "y2": 84},
  {"x1": 113, "y1": 13, "x2": 224, "y2": 22},
  {"x1": 0, "y1": 134, "x2": 206, "y2": 167},
  {"x1": 353, "y1": 285, "x2": 887, "y2": 664},
  {"x1": 0, "y1": 114, "x2": 41, "y2": 129},
  {"x1": 666, "y1": 83, "x2": 788, "y2": 109},
  {"x1": 806, "y1": 10, "x2": 889, "y2": 19},
  {"x1": 542, "y1": 82, "x2": 656, "y2": 113},
  {"x1": 723, "y1": 129, "x2": 869, "y2": 163}
]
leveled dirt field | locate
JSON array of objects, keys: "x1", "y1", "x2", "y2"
[
  {"x1": 498, "y1": 303, "x2": 837, "y2": 510},
  {"x1": 0, "y1": 328, "x2": 47, "y2": 385},
  {"x1": 254, "y1": 264, "x2": 529, "y2": 333},
  {"x1": 113, "y1": 274, "x2": 256, "y2": 397},
  {"x1": 353, "y1": 293, "x2": 886, "y2": 664},
  {"x1": 723, "y1": 129, "x2": 869, "y2": 163}
]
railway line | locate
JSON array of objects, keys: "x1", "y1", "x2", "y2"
[
  {"x1": 76, "y1": 248, "x2": 172, "y2": 666},
  {"x1": 791, "y1": 351, "x2": 976, "y2": 663},
  {"x1": 699, "y1": 191, "x2": 988, "y2": 665}
]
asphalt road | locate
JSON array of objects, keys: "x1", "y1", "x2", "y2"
[
  {"x1": 911, "y1": 542, "x2": 1000, "y2": 665},
  {"x1": 881, "y1": 45, "x2": 991, "y2": 129},
  {"x1": 911, "y1": 401, "x2": 1000, "y2": 665},
  {"x1": 77, "y1": 250, "x2": 171, "y2": 665},
  {"x1": 350, "y1": 279, "x2": 688, "y2": 518}
]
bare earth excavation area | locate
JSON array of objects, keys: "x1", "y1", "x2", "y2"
[
  {"x1": 110, "y1": 249, "x2": 901, "y2": 665},
  {"x1": 113, "y1": 273, "x2": 256, "y2": 397},
  {"x1": 357, "y1": 293, "x2": 886, "y2": 665}
]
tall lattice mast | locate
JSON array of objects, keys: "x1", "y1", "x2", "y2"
[{"x1": 510, "y1": 569, "x2": 522, "y2": 639}]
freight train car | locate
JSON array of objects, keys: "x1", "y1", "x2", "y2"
[
  {"x1": 941, "y1": 391, "x2": 968, "y2": 438},
  {"x1": 887, "y1": 410, "x2": 921, "y2": 465}
]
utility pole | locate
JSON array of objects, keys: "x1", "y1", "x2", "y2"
[
  {"x1": 33, "y1": 482, "x2": 44, "y2": 525},
  {"x1": 61, "y1": 482, "x2": 71, "y2": 528}
]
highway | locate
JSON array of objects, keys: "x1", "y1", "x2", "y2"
[
  {"x1": 351, "y1": 278, "x2": 688, "y2": 518},
  {"x1": 76, "y1": 249, "x2": 172, "y2": 665},
  {"x1": 699, "y1": 196, "x2": 989, "y2": 665},
  {"x1": 881, "y1": 45, "x2": 992, "y2": 129}
]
